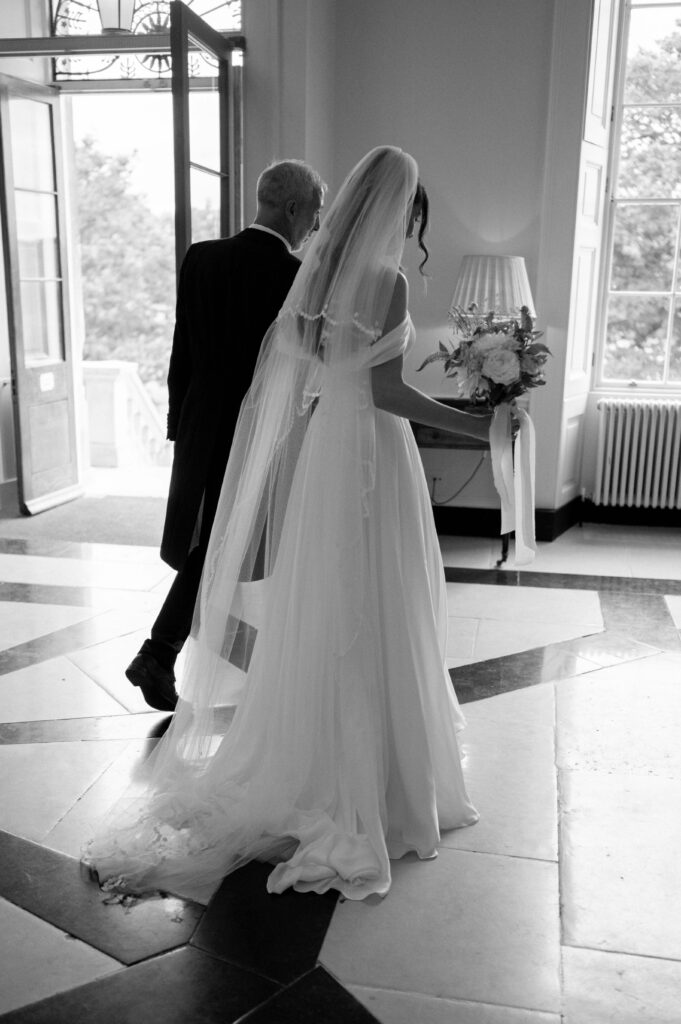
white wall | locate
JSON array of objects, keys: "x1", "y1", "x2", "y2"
[
  {"x1": 242, "y1": 0, "x2": 599, "y2": 515},
  {"x1": 331, "y1": 0, "x2": 554, "y2": 392},
  {"x1": 332, "y1": 0, "x2": 556, "y2": 510},
  {"x1": 242, "y1": 0, "x2": 336, "y2": 218}
]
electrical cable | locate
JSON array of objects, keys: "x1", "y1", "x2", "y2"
[{"x1": 430, "y1": 452, "x2": 487, "y2": 505}]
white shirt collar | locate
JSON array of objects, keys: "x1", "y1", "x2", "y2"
[{"x1": 249, "y1": 223, "x2": 292, "y2": 252}]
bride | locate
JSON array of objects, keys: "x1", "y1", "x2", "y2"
[{"x1": 85, "y1": 146, "x2": 492, "y2": 902}]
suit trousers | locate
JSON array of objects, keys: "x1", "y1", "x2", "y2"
[{"x1": 141, "y1": 456, "x2": 227, "y2": 672}]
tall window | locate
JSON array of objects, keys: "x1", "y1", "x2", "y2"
[{"x1": 599, "y1": 1, "x2": 681, "y2": 388}]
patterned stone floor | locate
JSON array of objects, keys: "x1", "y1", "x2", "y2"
[{"x1": 1, "y1": 523, "x2": 681, "y2": 1022}]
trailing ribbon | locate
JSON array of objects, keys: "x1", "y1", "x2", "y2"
[{"x1": 488, "y1": 402, "x2": 536, "y2": 566}]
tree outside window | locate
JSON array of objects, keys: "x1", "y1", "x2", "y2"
[{"x1": 600, "y1": 1, "x2": 681, "y2": 386}]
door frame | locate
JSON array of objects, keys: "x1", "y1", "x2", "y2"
[
  {"x1": 170, "y1": 0, "x2": 241, "y2": 279},
  {"x1": 0, "y1": 73, "x2": 82, "y2": 513},
  {"x1": 0, "y1": 4, "x2": 244, "y2": 510}
]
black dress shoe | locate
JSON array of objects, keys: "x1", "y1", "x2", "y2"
[{"x1": 125, "y1": 652, "x2": 178, "y2": 712}]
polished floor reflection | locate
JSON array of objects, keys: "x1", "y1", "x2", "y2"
[{"x1": 0, "y1": 523, "x2": 680, "y2": 1022}]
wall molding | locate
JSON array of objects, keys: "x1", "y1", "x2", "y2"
[{"x1": 434, "y1": 495, "x2": 680, "y2": 542}]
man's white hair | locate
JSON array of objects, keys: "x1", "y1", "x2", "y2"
[{"x1": 256, "y1": 160, "x2": 326, "y2": 209}]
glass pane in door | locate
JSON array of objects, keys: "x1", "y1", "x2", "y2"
[
  {"x1": 15, "y1": 191, "x2": 60, "y2": 279},
  {"x1": 189, "y1": 89, "x2": 220, "y2": 171},
  {"x1": 191, "y1": 166, "x2": 221, "y2": 242},
  {"x1": 19, "y1": 280, "x2": 64, "y2": 363},
  {"x1": 8, "y1": 98, "x2": 55, "y2": 191},
  {"x1": 189, "y1": 86, "x2": 224, "y2": 242}
]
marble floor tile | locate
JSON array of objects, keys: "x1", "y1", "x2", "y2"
[
  {"x1": 444, "y1": 700, "x2": 557, "y2": 861},
  {"x1": 0, "y1": 552, "x2": 168, "y2": 592},
  {"x1": 0, "y1": 831, "x2": 204, "y2": 967},
  {"x1": 439, "y1": 536, "x2": 495, "y2": 569},
  {"x1": 149, "y1": 575, "x2": 174, "y2": 597},
  {"x1": 445, "y1": 583, "x2": 602, "y2": 628},
  {"x1": 576, "y1": 524, "x2": 681, "y2": 548},
  {"x1": 446, "y1": 656, "x2": 476, "y2": 669},
  {"x1": 0, "y1": 579, "x2": 167, "y2": 613},
  {"x1": 560, "y1": 769, "x2": 681, "y2": 959},
  {"x1": 0, "y1": 601, "x2": 98, "y2": 653},
  {"x1": 556, "y1": 631, "x2": 660, "y2": 667},
  {"x1": 562, "y1": 945, "x2": 681, "y2": 1024},
  {"x1": 349, "y1": 987, "x2": 560, "y2": 1024},
  {"x1": 464, "y1": 680, "x2": 556, "y2": 728},
  {"x1": 0, "y1": 896, "x2": 121, "y2": 1015},
  {"x1": 0, "y1": 945, "x2": 279, "y2": 1024},
  {"x1": 191, "y1": 860, "x2": 339, "y2": 985},
  {"x1": 556, "y1": 653, "x2": 681, "y2": 778},
  {"x1": 627, "y1": 547, "x2": 681, "y2": 580},
  {"x1": 665, "y1": 594, "x2": 681, "y2": 627},
  {"x1": 0, "y1": 740, "x2": 129, "y2": 842},
  {"x1": 320, "y1": 849, "x2": 560, "y2": 1013},
  {"x1": 599, "y1": 591, "x2": 681, "y2": 649},
  {"x1": 0, "y1": 655, "x2": 126, "y2": 723},
  {"x1": 446, "y1": 617, "x2": 479, "y2": 659},
  {"x1": 452, "y1": 644, "x2": 599, "y2": 705},
  {"x1": 0, "y1": 712, "x2": 168, "y2": 746},
  {"x1": 527, "y1": 548, "x2": 631, "y2": 579},
  {"x1": 66, "y1": 630, "x2": 153, "y2": 713},
  {"x1": 470, "y1": 620, "x2": 600, "y2": 665},
  {"x1": 70, "y1": 543, "x2": 165, "y2": 565},
  {"x1": 64, "y1": 587, "x2": 167, "y2": 612},
  {"x1": 70, "y1": 606, "x2": 156, "y2": 644},
  {"x1": 240, "y1": 966, "x2": 376, "y2": 1024},
  {"x1": 44, "y1": 738, "x2": 156, "y2": 858},
  {"x1": 0, "y1": 537, "x2": 77, "y2": 558}
]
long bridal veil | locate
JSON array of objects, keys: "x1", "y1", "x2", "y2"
[{"x1": 84, "y1": 147, "x2": 440, "y2": 900}]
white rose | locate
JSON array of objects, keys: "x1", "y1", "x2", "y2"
[
  {"x1": 482, "y1": 349, "x2": 521, "y2": 385},
  {"x1": 471, "y1": 333, "x2": 499, "y2": 354}
]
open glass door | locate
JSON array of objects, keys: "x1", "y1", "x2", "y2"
[
  {"x1": 0, "y1": 75, "x2": 81, "y2": 514},
  {"x1": 170, "y1": 0, "x2": 241, "y2": 278}
]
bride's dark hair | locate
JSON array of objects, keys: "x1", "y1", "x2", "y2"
[{"x1": 414, "y1": 181, "x2": 430, "y2": 274}]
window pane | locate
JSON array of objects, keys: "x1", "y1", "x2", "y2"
[
  {"x1": 191, "y1": 167, "x2": 220, "y2": 243},
  {"x1": 8, "y1": 98, "x2": 55, "y2": 192},
  {"x1": 610, "y1": 204, "x2": 678, "y2": 291},
  {"x1": 670, "y1": 302, "x2": 681, "y2": 381},
  {"x1": 190, "y1": 90, "x2": 219, "y2": 172},
  {"x1": 617, "y1": 107, "x2": 681, "y2": 198},
  {"x1": 624, "y1": 7, "x2": 681, "y2": 104},
  {"x1": 20, "y1": 281, "x2": 64, "y2": 364},
  {"x1": 15, "y1": 191, "x2": 60, "y2": 280},
  {"x1": 52, "y1": 0, "x2": 242, "y2": 35},
  {"x1": 603, "y1": 294, "x2": 669, "y2": 381}
]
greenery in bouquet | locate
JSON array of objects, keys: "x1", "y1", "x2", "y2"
[{"x1": 417, "y1": 304, "x2": 550, "y2": 408}]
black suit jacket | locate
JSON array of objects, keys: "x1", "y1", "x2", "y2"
[{"x1": 161, "y1": 228, "x2": 300, "y2": 570}]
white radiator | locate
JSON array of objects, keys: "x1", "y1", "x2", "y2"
[{"x1": 594, "y1": 398, "x2": 681, "y2": 508}]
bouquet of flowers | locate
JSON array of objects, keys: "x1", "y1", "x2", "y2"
[
  {"x1": 417, "y1": 304, "x2": 550, "y2": 407},
  {"x1": 417, "y1": 304, "x2": 550, "y2": 567}
]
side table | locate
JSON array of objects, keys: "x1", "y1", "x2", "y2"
[{"x1": 411, "y1": 399, "x2": 510, "y2": 567}]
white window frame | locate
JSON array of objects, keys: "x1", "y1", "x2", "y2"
[{"x1": 594, "y1": 0, "x2": 681, "y2": 394}]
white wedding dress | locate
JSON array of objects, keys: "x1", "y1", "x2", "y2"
[{"x1": 86, "y1": 314, "x2": 478, "y2": 903}]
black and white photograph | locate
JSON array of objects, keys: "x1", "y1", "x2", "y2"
[{"x1": 0, "y1": 1, "x2": 680, "y2": 1021}]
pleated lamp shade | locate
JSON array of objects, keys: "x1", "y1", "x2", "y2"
[{"x1": 451, "y1": 255, "x2": 535, "y2": 318}]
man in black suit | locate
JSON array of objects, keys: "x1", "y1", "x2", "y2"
[{"x1": 127, "y1": 160, "x2": 325, "y2": 711}]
